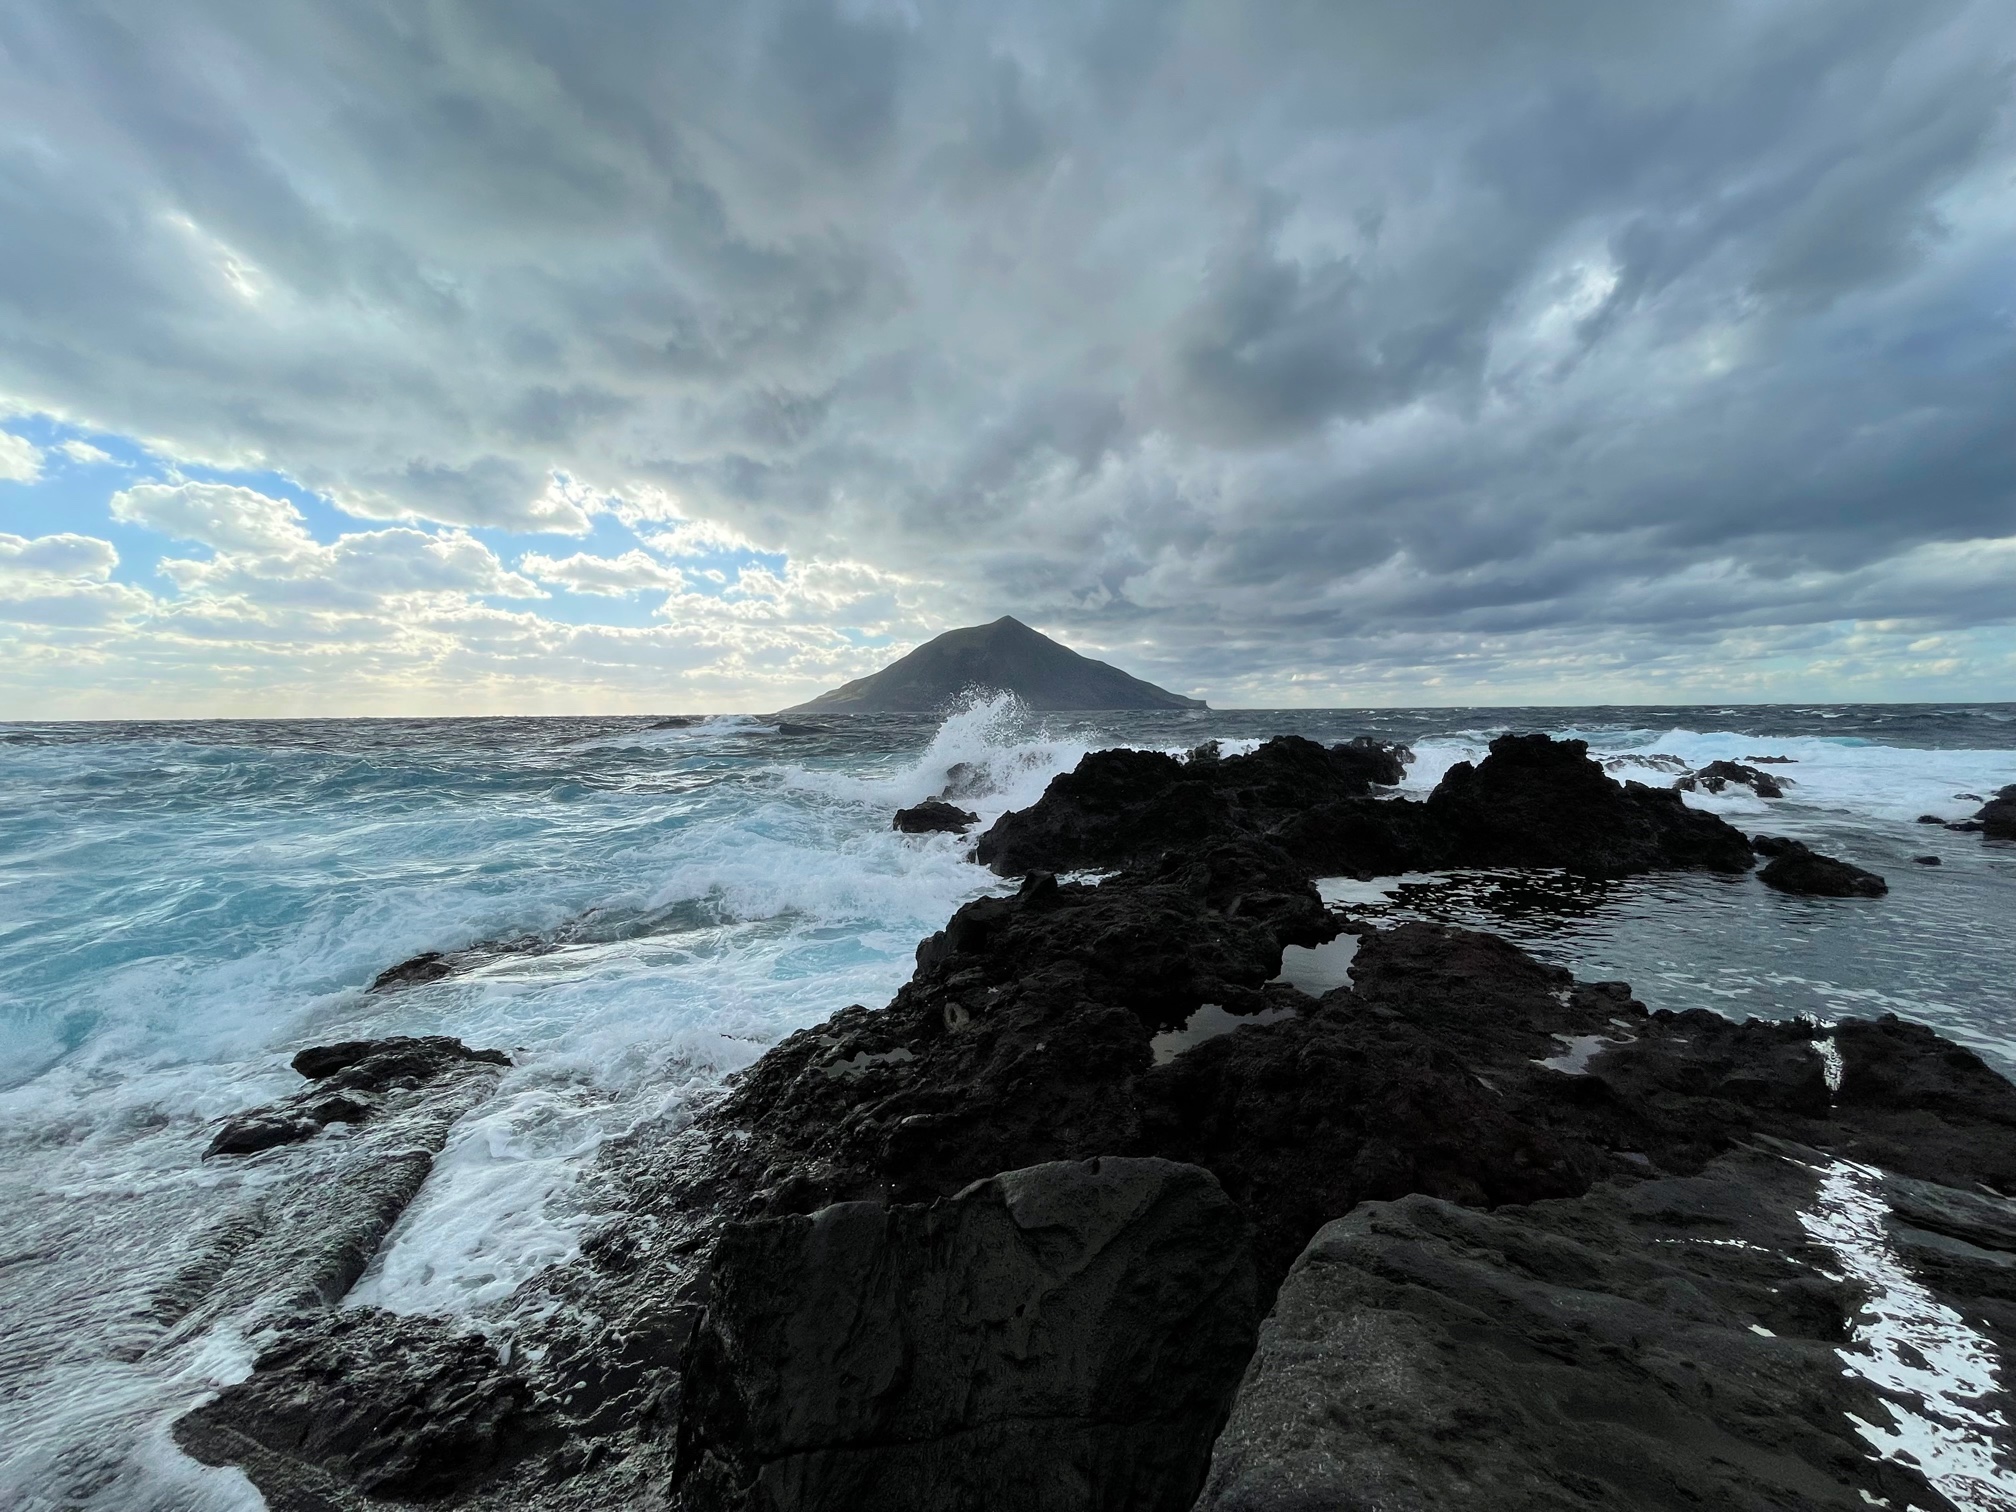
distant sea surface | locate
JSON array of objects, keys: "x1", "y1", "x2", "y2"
[{"x1": 3, "y1": 700, "x2": 2014, "y2": 1507}]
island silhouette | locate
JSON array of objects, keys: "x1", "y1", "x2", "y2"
[{"x1": 779, "y1": 615, "x2": 1207, "y2": 715}]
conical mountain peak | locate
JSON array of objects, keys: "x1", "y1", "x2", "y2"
[{"x1": 779, "y1": 619, "x2": 1206, "y2": 715}]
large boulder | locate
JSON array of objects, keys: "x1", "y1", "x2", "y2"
[
  {"x1": 1974, "y1": 784, "x2": 2016, "y2": 840},
  {"x1": 672, "y1": 1158, "x2": 1256, "y2": 1512},
  {"x1": 974, "y1": 736, "x2": 1405, "y2": 875},
  {"x1": 892, "y1": 799, "x2": 979, "y2": 834},
  {"x1": 1424, "y1": 734, "x2": 1755, "y2": 877},
  {"x1": 1753, "y1": 836, "x2": 1887, "y2": 898},
  {"x1": 1194, "y1": 1150, "x2": 1946, "y2": 1512}
]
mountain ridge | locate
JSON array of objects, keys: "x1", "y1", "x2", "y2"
[{"x1": 778, "y1": 616, "x2": 1206, "y2": 715}]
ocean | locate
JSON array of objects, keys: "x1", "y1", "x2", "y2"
[{"x1": 3, "y1": 698, "x2": 2014, "y2": 1508}]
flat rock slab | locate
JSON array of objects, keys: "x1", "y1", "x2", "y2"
[
  {"x1": 675, "y1": 1157, "x2": 1257, "y2": 1512},
  {"x1": 1195, "y1": 1148, "x2": 1960, "y2": 1512}
]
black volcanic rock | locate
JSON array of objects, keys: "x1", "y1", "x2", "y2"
[
  {"x1": 978, "y1": 732, "x2": 1752, "y2": 881},
  {"x1": 1753, "y1": 835, "x2": 1888, "y2": 897},
  {"x1": 1975, "y1": 783, "x2": 2016, "y2": 840},
  {"x1": 974, "y1": 735, "x2": 1407, "y2": 875},
  {"x1": 778, "y1": 615, "x2": 1205, "y2": 715},
  {"x1": 1195, "y1": 1150, "x2": 1936, "y2": 1512},
  {"x1": 673, "y1": 1158, "x2": 1256, "y2": 1512},
  {"x1": 891, "y1": 798, "x2": 978, "y2": 834},
  {"x1": 1676, "y1": 758, "x2": 1785, "y2": 798},
  {"x1": 206, "y1": 1036, "x2": 511, "y2": 1158},
  {"x1": 1423, "y1": 734, "x2": 1756, "y2": 877},
  {"x1": 175, "y1": 1309, "x2": 556, "y2": 1501}
]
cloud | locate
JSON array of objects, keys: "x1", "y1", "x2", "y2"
[
  {"x1": 0, "y1": 530, "x2": 153, "y2": 626},
  {"x1": 0, "y1": 430, "x2": 43, "y2": 483},
  {"x1": 521, "y1": 548, "x2": 685, "y2": 596},
  {"x1": 58, "y1": 439, "x2": 116, "y2": 465},
  {"x1": 0, "y1": 0, "x2": 2012, "y2": 709},
  {"x1": 111, "y1": 481, "x2": 315, "y2": 554}
]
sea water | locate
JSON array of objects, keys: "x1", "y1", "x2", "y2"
[{"x1": 2, "y1": 698, "x2": 2013, "y2": 1507}]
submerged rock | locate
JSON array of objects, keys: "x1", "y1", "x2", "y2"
[
  {"x1": 205, "y1": 1036, "x2": 510, "y2": 1158},
  {"x1": 674, "y1": 1158, "x2": 1255, "y2": 1512},
  {"x1": 1676, "y1": 758, "x2": 1786, "y2": 798},
  {"x1": 891, "y1": 799, "x2": 978, "y2": 834},
  {"x1": 1753, "y1": 836, "x2": 1888, "y2": 897}
]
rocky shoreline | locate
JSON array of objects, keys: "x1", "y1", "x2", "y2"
[{"x1": 175, "y1": 736, "x2": 2016, "y2": 1510}]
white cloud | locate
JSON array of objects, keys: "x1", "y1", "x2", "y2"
[
  {"x1": 0, "y1": 531, "x2": 153, "y2": 627},
  {"x1": 58, "y1": 439, "x2": 117, "y2": 465},
  {"x1": 0, "y1": 531, "x2": 119, "y2": 581},
  {"x1": 111, "y1": 481, "x2": 315, "y2": 555},
  {"x1": 521, "y1": 549, "x2": 685, "y2": 596},
  {"x1": 0, "y1": 430, "x2": 43, "y2": 483}
]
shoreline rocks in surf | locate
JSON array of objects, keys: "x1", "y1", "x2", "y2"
[{"x1": 176, "y1": 733, "x2": 2016, "y2": 1512}]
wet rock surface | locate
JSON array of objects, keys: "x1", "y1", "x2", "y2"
[
  {"x1": 1976, "y1": 783, "x2": 2016, "y2": 840},
  {"x1": 891, "y1": 798, "x2": 978, "y2": 834},
  {"x1": 673, "y1": 1158, "x2": 1255, "y2": 1512},
  {"x1": 976, "y1": 732, "x2": 1754, "y2": 881},
  {"x1": 1195, "y1": 1150, "x2": 1940, "y2": 1512},
  {"x1": 1754, "y1": 835, "x2": 1889, "y2": 897},
  {"x1": 172, "y1": 732, "x2": 2016, "y2": 1512},
  {"x1": 176, "y1": 1309, "x2": 559, "y2": 1503},
  {"x1": 206, "y1": 1035, "x2": 510, "y2": 1158},
  {"x1": 1676, "y1": 757, "x2": 1787, "y2": 798}
]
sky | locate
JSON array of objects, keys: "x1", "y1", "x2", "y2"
[{"x1": 1, "y1": 0, "x2": 2014, "y2": 717}]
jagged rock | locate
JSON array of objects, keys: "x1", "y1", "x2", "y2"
[
  {"x1": 1917, "y1": 813, "x2": 1947, "y2": 824},
  {"x1": 892, "y1": 799, "x2": 978, "y2": 834},
  {"x1": 206, "y1": 1036, "x2": 510, "y2": 1158},
  {"x1": 1194, "y1": 1149, "x2": 1942, "y2": 1512},
  {"x1": 973, "y1": 735, "x2": 1407, "y2": 875},
  {"x1": 1675, "y1": 759, "x2": 1785, "y2": 798},
  {"x1": 175, "y1": 1308, "x2": 557, "y2": 1502},
  {"x1": 1975, "y1": 783, "x2": 2016, "y2": 840},
  {"x1": 292, "y1": 1035, "x2": 511, "y2": 1085},
  {"x1": 673, "y1": 1158, "x2": 1255, "y2": 1512},
  {"x1": 1753, "y1": 836, "x2": 1888, "y2": 897},
  {"x1": 1421, "y1": 735, "x2": 1756, "y2": 877},
  {"x1": 367, "y1": 950, "x2": 457, "y2": 991},
  {"x1": 976, "y1": 734, "x2": 1752, "y2": 882}
]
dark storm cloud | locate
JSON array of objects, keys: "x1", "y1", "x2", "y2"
[{"x1": 1, "y1": 0, "x2": 2012, "y2": 695}]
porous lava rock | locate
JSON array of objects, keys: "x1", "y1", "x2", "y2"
[
  {"x1": 673, "y1": 1158, "x2": 1256, "y2": 1512},
  {"x1": 973, "y1": 735, "x2": 1406, "y2": 876},
  {"x1": 976, "y1": 732, "x2": 1754, "y2": 882},
  {"x1": 1753, "y1": 835, "x2": 1888, "y2": 897},
  {"x1": 1419, "y1": 734, "x2": 1756, "y2": 877},
  {"x1": 891, "y1": 798, "x2": 978, "y2": 834},
  {"x1": 1676, "y1": 758, "x2": 1786, "y2": 798},
  {"x1": 205, "y1": 1036, "x2": 510, "y2": 1158},
  {"x1": 175, "y1": 1308, "x2": 557, "y2": 1502}
]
